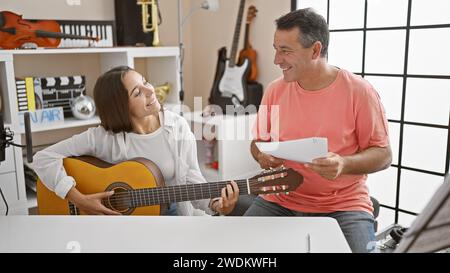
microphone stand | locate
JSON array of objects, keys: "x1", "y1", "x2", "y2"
[
  {"x1": 177, "y1": 0, "x2": 184, "y2": 116},
  {"x1": 0, "y1": 112, "x2": 33, "y2": 215}
]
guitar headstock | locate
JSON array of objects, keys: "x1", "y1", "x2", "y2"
[
  {"x1": 248, "y1": 167, "x2": 303, "y2": 195},
  {"x1": 246, "y1": 5, "x2": 258, "y2": 24}
]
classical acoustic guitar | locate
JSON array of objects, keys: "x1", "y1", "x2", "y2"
[{"x1": 37, "y1": 156, "x2": 303, "y2": 215}]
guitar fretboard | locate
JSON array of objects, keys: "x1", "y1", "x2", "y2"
[{"x1": 130, "y1": 179, "x2": 249, "y2": 207}]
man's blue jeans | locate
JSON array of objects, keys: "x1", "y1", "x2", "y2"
[{"x1": 244, "y1": 196, "x2": 376, "y2": 253}]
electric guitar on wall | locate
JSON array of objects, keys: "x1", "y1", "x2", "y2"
[
  {"x1": 210, "y1": 0, "x2": 249, "y2": 109},
  {"x1": 209, "y1": 0, "x2": 263, "y2": 113},
  {"x1": 37, "y1": 156, "x2": 303, "y2": 215}
]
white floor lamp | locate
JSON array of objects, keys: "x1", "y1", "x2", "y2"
[{"x1": 177, "y1": 0, "x2": 219, "y2": 115}]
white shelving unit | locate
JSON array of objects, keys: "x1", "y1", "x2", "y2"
[
  {"x1": 183, "y1": 111, "x2": 262, "y2": 182},
  {"x1": 1, "y1": 47, "x2": 180, "y2": 132},
  {"x1": 0, "y1": 47, "x2": 181, "y2": 214},
  {"x1": 0, "y1": 123, "x2": 28, "y2": 215}
]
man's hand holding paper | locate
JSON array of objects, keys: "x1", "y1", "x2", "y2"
[
  {"x1": 255, "y1": 137, "x2": 328, "y2": 164},
  {"x1": 256, "y1": 152, "x2": 285, "y2": 170},
  {"x1": 256, "y1": 137, "x2": 346, "y2": 180},
  {"x1": 305, "y1": 152, "x2": 346, "y2": 180}
]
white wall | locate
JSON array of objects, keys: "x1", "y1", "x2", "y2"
[
  {"x1": 158, "y1": 0, "x2": 291, "y2": 108},
  {"x1": 0, "y1": 0, "x2": 291, "y2": 109},
  {"x1": 188, "y1": 0, "x2": 290, "y2": 108}
]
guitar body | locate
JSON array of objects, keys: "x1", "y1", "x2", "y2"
[
  {"x1": 218, "y1": 59, "x2": 250, "y2": 102},
  {"x1": 238, "y1": 47, "x2": 258, "y2": 82},
  {"x1": 209, "y1": 47, "x2": 252, "y2": 113},
  {"x1": 37, "y1": 157, "x2": 165, "y2": 215},
  {"x1": 208, "y1": 46, "x2": 227, "y2": 105}
]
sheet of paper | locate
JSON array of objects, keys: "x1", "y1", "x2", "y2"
[{"x1": 256, "y1": 137, "x2": 328, "y2": 163}]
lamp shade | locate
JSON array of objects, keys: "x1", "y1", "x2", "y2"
[{"x1": 201, "y1": 0, "x2": 219, "y2": 11}]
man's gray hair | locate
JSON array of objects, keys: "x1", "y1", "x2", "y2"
[{"x1": 276, "y1": 8, "x2": 329, "y2": 57}]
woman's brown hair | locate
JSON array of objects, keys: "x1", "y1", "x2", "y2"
[{"x1": 93, "y1": 66, "x2": 134, "y2": 133}]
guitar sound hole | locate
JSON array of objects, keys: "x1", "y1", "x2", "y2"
[{"x1": 104, "y1": 183, "x2": 134, "y2": 214}]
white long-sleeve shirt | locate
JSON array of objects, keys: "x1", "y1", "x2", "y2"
[
  {"x1": 126, "y1": 127, "x2": 175, "y2": 183},
  {"x1": 32, "y1": 110, "x2": 214, "y2": 216}
]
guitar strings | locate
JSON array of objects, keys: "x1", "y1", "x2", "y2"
[
  {"x1": 106, "y1": 189, "x2": 291, "y2": 209},
  {"x1": 105, "y1": 181, "x2": 251, "y2": 204},
  {"x1": 102, "y1": 179, "x2": 269, "y2": 206},
  {"x1": 105, "y1": 175, "x2": 286, "y2": 203},
  {"x1": 71, "y1": 171, "x2": 289, "y2": 210},
  {"x1": 71, "y1": 176, "x2": 291, "y2": 211}
]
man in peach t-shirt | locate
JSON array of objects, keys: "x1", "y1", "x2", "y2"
[{"x1": 247, "y1": 8, "x2": 392, "y2": 253}]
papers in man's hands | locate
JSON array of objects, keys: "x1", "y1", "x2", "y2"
[{"x1": 256, "y1": 137, "x2": 328, "y2": 163}]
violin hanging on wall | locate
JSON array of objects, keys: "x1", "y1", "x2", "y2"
[{"x1": 0, "y1": 11, "x2": 99, "y2": 49}]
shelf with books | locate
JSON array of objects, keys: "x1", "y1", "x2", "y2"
[
  {"x1": 0, "y1": 47, "x2": 181, "y2": 214},
  {"x1": 0, "y1": 46, "x2": 180, "y2": 129}
]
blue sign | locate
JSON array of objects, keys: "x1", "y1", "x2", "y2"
[{"x1": 18, "y1": 107, "x2": 65, "y2": 129}]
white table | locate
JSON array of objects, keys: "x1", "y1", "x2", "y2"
[{"x1": 0, "y1": 216, "x2": 351, "y2": 253}]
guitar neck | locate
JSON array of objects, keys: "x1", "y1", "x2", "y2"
[
  {"x1": 244, "y1": 23, "x2": 250, "y2": 49},
  {"x1": 229, "y1": 0, "x2": 246, "y2": 67},
  {"x1": 130, "y1": 179, "x2": 250, "y2": 208}
]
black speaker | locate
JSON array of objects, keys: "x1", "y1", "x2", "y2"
[{"x1": 114, "y1": 0, "x2": 154, "y2": 46}]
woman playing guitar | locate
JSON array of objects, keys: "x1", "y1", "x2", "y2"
[{"x1": 32, "y1": 66, "x2": 239, "y2": 216}]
